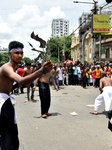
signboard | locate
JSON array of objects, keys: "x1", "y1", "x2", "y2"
[{"x1": 93, "y1": 14, "x2": 110, "y2": 33}]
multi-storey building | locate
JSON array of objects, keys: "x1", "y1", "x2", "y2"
[
  {"x1": 51, "y1": 18, "x2": 69, "y2": 38},
  {"x1": 0, "y1": 47, "x2": 8, "y2": 53}
]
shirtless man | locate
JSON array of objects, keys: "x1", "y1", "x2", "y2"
[
  {"x1": 81, "y1": 66, "x2": 87, "y2": 89},
  {"x1": 0, "y1": 41, "x2": 52, "y2": 150},
  {"x1": 33, "y1": 69, "x2": 58, "y2": 118},
  {"x1": 52, "y1": 65, "x2": 59, "y2": 90},
  {"x1": 62, "y1": 63, "x2": 68, "y2": 85},
  {"x1": 90, "y1": 71, "x2": 112, "y2": 115},
  {"x1": 23, "y1": 62, "x2": 36, "y2": 102}
]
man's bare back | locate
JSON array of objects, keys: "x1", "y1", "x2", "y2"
[
  {"x1": 100, "y1": 77, "x2": 112, "y2": 88},
  {"x1": 99, "y1": 71, "x2": 112, "y2": 93}
]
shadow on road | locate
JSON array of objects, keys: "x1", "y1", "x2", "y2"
[
  {"x1": 97, "y1": 111, "x2": 109, "y2": 118},
  {"x1": 34, "y1": 112, "x2": 62, "y2": 119}
]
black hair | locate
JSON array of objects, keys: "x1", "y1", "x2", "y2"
[
  {"x1": 18, "y1": 64, "x2": 22, "y2": 68},
  {"x1": 26, "y1": 62, "x2": 31, "y2": 66},
  {"x1": 8, "y1": 41, "x2": 24, "y2": 51},
  {"x1": 101, "y1": 71, "x2": 107, "y2": 77}
]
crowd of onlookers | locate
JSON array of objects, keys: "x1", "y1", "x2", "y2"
[
  {"x1": 51, "y1": 61, "x2": 112, "y2": 90},
  {"x1": 4, "y1": 60, "x2": 112, "y2": 101}
]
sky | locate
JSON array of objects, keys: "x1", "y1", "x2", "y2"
[{"x1": 0, "y1": 0, "x2": 109, "y2": 59}]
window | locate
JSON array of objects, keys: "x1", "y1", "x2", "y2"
[{"x1": 106, "y1": 48, "x2": 110, "y2": 58}]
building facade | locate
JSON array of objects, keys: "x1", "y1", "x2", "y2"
[
  {"x1": 0, "y1": 47, "x2": 8, "y2": 53},
  {"x1": 51, "y1": 18, "x2": 69, "y2": 38},
  {"x1": 71, "y1": 32, "x2": 93, "y2": 64},
  {"x1": 95, "y1": 30, "x2": 112, "y2": 62}
]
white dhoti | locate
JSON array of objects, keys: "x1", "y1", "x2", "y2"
[
  {"x1": 94, "y1": 86, "x2": 112, "y2": 111},
  {"x1": 0, "y1": 93, "x2": 19, "y2": 149},
  {"x1": 0, "y1": 93, "x2": 17, "y2": 124}
]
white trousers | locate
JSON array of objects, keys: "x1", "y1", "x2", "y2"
[
  {"x1": 62, "y1": 74, "x2": 68, "y2": 85},
  {"x1": 94, "y1": 86, "x2": 112, "y2": 111}
]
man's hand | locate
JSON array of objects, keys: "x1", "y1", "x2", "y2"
[
  {"x1": 33, "y1": 85, "x2": 36, "y2": 90},
  {"x1": 42, "y1": 60, "x2": 53, "y2": 74},
  {"x1": 55, "y1": 86, "x2": 58, "y2": 91}
]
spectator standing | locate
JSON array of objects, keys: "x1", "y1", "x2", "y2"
[
  {"x1": 68, "y1": 63, "x2": 73, "y2": 85},
  {"x1": 73, "y1": 64, "x2": 78, "y2": 85},
  {"x1": 16, "y1": 64, "x2": 24, "y2": 93},
  {"x1": 92, "y1": 67, "x2": 96, "y2": 87},
  {"x1": 77, "y1": 64, "x2": 81, "y2": 85},
  {"x1": 58, "y1": 65, "x2": 63, "y2": 86},
  {"x1": 23, "y1": 62, "x2": 35, "y2": 102},
  {"x1": 86, "y1": 68, "x2": 90, "y2": 86},
  {"x1": 81, "y1": 66, "x2": 87, "y2": 89},
  {"x1": 52, "y1": 65, "x2": 59, "y2": 90},
  {"x1": 105, "y1": 63, "x2": 111, "y2": 77},
  {"x1": 93, "y1": 65, "x2": 102, "y2": 88},
  {"x1": 62, "y1": 63, "x2": 68, "y2": 85}
]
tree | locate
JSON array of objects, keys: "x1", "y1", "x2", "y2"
[
  {"x1": 2, "y1": 53, "x2": 10, "y2": 62},
  {"x1": 0, "y1": 53, "x2": 2, "y2": 62},
  {"x1": 22, "y1": 57, "x2": 34, "y2": 64},
  {"x1": 0, "y1": 52, "x2": 34, "y2": 65},
  {"x1": 46, "y1": 35, "x2": 71, "y2": 63}
]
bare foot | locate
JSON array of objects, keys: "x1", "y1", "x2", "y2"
[
  {"x1": 45, "y1": 113, "x2": 52, "y2": 116},
  {"x1": 28, "y1": 100, "x2": 32, "y2": 102},
  {"x1": 41, "y1": 114, "x2": 47, "y2": 118},
  {"x1": 90, "y1": 111, "x2": 97, "y2": 115},
  {"x1": 14, "y1": 100, "x2": 18, "y2": 104}
]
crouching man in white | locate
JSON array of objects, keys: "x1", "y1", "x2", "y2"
[{"x1": 90, "y1": 71, "x2": 112, "y2": 115}]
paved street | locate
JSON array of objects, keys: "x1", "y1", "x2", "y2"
[{"x1": 15, "y1": 85, "x2": 112, "y2": 150}]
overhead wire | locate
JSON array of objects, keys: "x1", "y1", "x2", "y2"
[{"x1": 68, "y1": 1, "x2": 111, "y2": 37}]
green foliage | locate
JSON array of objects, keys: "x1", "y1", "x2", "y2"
[
  {"x1": 0, "y1": 53, "x2": 34, "y2": 65},
  {"x1": 84, "y1": 60, "x2": 88, "y2": 64},
  {"x1": 0, "y1": 52, "x2": 10, "y2": 64},
  {"x1": 0, "y1": 53, "x2": 2, "y2": 62},
  {"x1": 50, "y1": 57, "x2": 58, "y2": 63},
  {"x1": 46, "y1": 36, "x2": 72, "y2": 61},
  {"x1": 21, "y1": 57, "x2": 34, "y2": 64}
]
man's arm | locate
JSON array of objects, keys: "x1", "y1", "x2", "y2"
[
  {"x1": 56, "y1": 70, "x2": 59, "y2": 78},
  {"x1": 99, "y1": 79, "x2": 103, "y2": 93},
  {"x1": 51, "y1": 71, "x2": 58, "y2": 91},
  {"x1": 22, "y1": 70, "x2": 26, "y2": 77},
  {"x1": 3, "y1": 60, "x2": 52, "y2": 87},
  {"x1": 33, "y1": 77, "x2": 39, "y2": 90},
  {"x1": 73, "y1": 67, "x2": 76, "y2": 71}
]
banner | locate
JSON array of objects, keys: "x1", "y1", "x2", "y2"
[{"x1": 93, "y1": 14, "x2": 110, "y2": 33}]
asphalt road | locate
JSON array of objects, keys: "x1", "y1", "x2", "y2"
[{"x1": 15, "y1": 85, "x2": 112, "y2": 150}]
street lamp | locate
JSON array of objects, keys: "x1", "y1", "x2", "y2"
[
  {"x1": 99, "y1": 3, "x2": 109, "y2": 62},
  {"x1": 73, "y1": 1, "x2": 94, "y2": 4},
  {"x1": 57, "y1": 36, "x2": 60, "y2": 63}
]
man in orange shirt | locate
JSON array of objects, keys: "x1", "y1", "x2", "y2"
[{"x1": 93, "y1": 65, "x2": 102, "y2": 88}]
